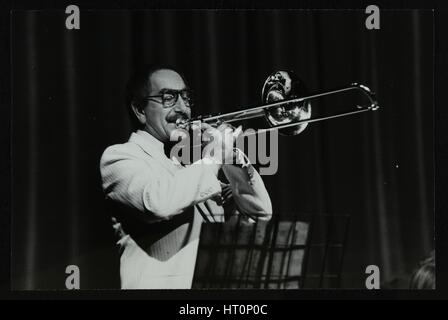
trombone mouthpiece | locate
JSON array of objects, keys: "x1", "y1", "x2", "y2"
[{"x1": 175, "y1": 118, "x2": 189, "y2": 129}]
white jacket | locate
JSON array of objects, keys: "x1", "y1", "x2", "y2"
[{"x1": 100, "y1": 130, "x2": 272, "y2": 289}]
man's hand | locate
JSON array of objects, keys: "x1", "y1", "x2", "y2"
[{"x1": 201, "y1": 122, "x2": 242, "y2": 166}]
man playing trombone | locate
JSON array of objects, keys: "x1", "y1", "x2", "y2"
[{"x1": 100, "y1": 65, "x2": 272, "y2": 289}]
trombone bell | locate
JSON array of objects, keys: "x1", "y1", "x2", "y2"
[{"x1": 262, "y1": 71, "x2": 312, "y2": 136}]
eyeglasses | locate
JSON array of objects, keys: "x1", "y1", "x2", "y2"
[{"x1": 143, "y1": 89, "x2": 194, "y2": 108}]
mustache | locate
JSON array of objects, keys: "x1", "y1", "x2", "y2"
[{"x1": 166, "y1": 113, "x2": 190, "y2": 124}]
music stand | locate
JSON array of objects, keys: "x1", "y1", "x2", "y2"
[{"x1": 192, "y1": 214, "x2": 351, "y2": 289}]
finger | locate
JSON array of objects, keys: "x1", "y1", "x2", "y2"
[
  {"x1": 233, "y1": 125, "x2": 243, "y2": 138},
  {"x1": 201, "y1": 125, "x2": 220, "y2": 143},
  {"x1": 198, "y1": 122, "x2": 213, "y2": 131},
  {"x1": 222, "y1": 185, "x2": 231, "y2": 194},
  {"x1": 223, "y1": 192, "x2": 232, "y2": 201},
  {"x1": 217, "y1": 123, "x2": 235, "y2": 132},
  {"x1": 189, "y1": 120, "x2": 203, "y2": 130},
  {"x1": 221, "y1": 184, "x2": 232, "y2": 197},
  {"x1": 220, "y1": 183, "x2": 230, "y2": 191},
  {"x1": 223, "y1": 190, "x2": 232, "y2": 199}
]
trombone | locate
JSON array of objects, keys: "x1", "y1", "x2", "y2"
[{"x1": 176, "y1": 70, "x2": 379, "y2": 136}]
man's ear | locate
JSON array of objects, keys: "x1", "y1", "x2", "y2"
[{"x1": 131, "y1": 103, "x2": 146, "y2": 125}]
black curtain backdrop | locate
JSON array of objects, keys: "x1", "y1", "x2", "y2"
[{"x1": 11, "y1": 10, "x2": 433, "y2": 289}]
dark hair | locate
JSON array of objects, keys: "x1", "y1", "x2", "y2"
[
  {"x1": 409, "y1": 250, "x2": 435, "y2": 289},
  {"x1": 125, "y1": 64, "x2": 187, "y2": 131}
]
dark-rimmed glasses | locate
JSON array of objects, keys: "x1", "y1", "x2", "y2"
[{"x1": 143, "y1": 89, "x2": 194, "y2": 108}]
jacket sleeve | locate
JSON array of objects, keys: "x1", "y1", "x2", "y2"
[
  {"x1": 222, "y1": 150, "x2": 273, "y2": 221},
  {"x1": 100, "y1": 145, "x2": 222, "y2": 222}
]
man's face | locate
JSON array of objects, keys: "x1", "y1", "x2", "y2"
[{"x1": 142, "y1": 69, "x2": 192, "y2": 143}]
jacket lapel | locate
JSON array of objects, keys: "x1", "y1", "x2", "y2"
[{"x1": 129, "y1": 131, "x2": 179, "y2": 174}]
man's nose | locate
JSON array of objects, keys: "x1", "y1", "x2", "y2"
[{"x1": 174, "y1": 96, "x2": 190, "y2": 114}]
